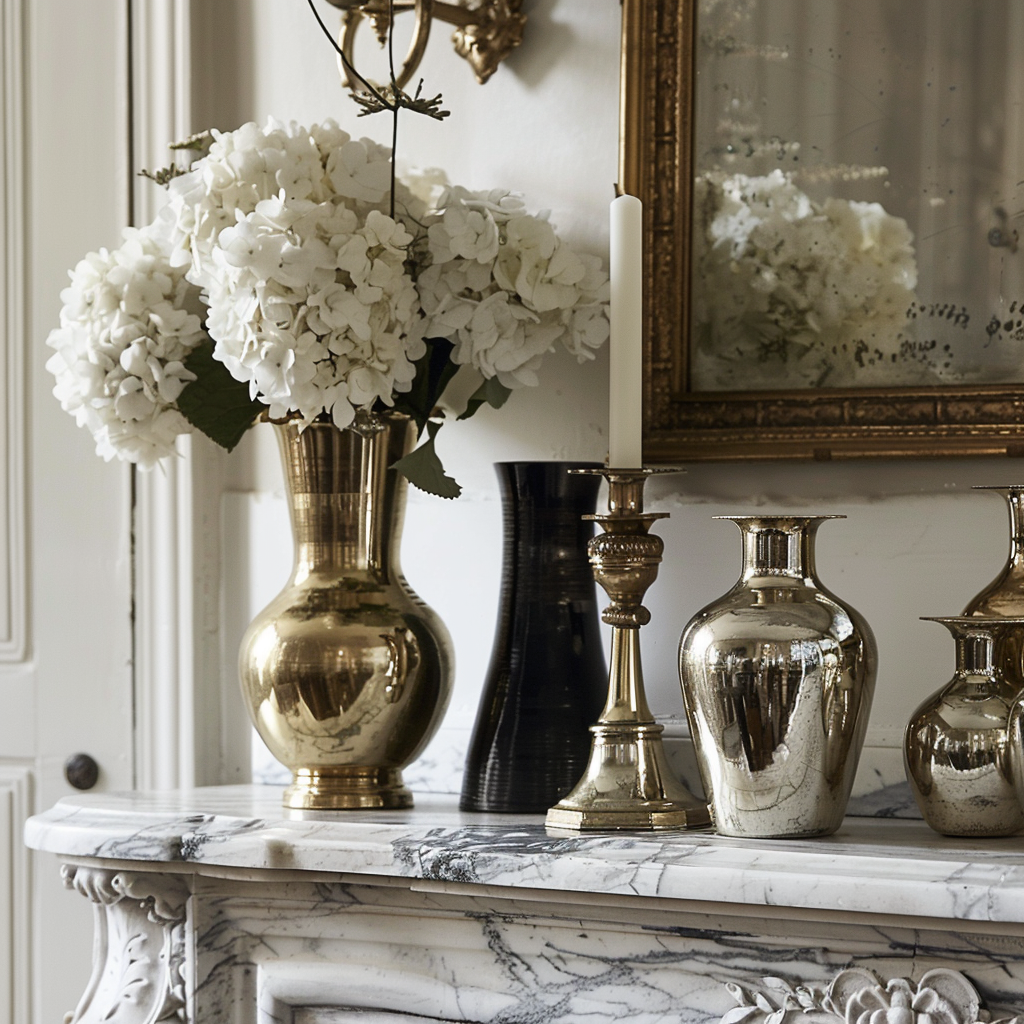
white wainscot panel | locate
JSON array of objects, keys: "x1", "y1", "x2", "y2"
[{"x1": 0, "y1": 764, "x2": 31, "y2": 1024}]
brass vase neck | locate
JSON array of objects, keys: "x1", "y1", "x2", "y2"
[
  {"x1": 972, "y1": 486, "x2": 1024, "y2": 574},
  {"x1": 721, "y1": 515, "x2": 843, "y2": 579},
  {"x1": 1004, "y1": 489, "x2": 1024, "y2": 567},
  {"x1": 275, "y1": 418, "x2": 410, "y2": 578},
  {"x1": 922, "y1": 616, "x2": 1024, "y2": 678},
  {"x1": 959, "y1": 633, "x2": 996, "y2": 676}
]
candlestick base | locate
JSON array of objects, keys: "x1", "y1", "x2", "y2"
[
  {"x1": 544, "y1": 716, "x2": 711, "y2": 831},
  {"x1": 545, "y1": 467, "x2": 711, "y2": 833}
]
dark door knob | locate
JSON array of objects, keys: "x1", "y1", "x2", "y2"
[{"x1": 64, "y1": 753, "x2": 100, "y2": 791}]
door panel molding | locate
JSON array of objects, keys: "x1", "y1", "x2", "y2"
[
  {"x1": 0, "y1": 763, "x2": 32, "y2": 1024},
  {"x1": 131, "y1": 0, "x2": 242, "y2": 790},
  {"x1": 0, "y1": 0, "x2": 27, "y2": 664},
  {"x1": 131, "y1": 0, "x2": 196, "y2": 791}
]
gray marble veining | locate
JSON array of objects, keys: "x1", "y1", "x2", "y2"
[
  {"x1": 41, "y1": 787, "x2": 1024, "y2": 1024},
  {"x1": 24, "y1": 785, "x2": 1024, "y2": 924}
]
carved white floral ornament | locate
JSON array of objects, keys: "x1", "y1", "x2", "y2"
[
  {"x1": 62, "y1": 865, "x2": 189, "y2": 1024},
  {"x1": 722, "y1": 968, "x2": 1021, "y2": 1024}
]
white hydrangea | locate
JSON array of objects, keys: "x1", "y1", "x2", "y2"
[
  {"x1": 45, "y1": 223, "x2": 206, "y2": 467},
  {"x1": 691, "y1": 169, "x2": 920, "y2": 389},
  {"x1": 418, "y1": 186, "x2": 609, "y2": 388},
  {"x1": 165, "y1": 118, "x2": 428, "y2": 429},
  {"x1": 47, "y1": 119, "x2": 612, "y2": 479}
]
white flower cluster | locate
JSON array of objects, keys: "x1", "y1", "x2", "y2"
[
  {"x1": 165, "y1": 119, "x2": 426, "y2": 428},
  {"x1": 45, "y1": 224, "x2": 206, "y2": 467},
  {"x1": 691, "y1": 169, "x2": 919, "y2": 389},
  {"x1": 47, "y1": 118, "x2": 610, "y2": 468},
  {"x1": 418, "y1": 186, "x2": 610, "y2": 388}
]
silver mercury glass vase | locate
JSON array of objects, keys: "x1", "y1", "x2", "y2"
[
  {"x1": 907, "y1": 617, "x2": 1024, "y2": 837},
  {"x1": 678, "y1": 515, "x2": 877, "y2": 838},
  {"x1": 962, "y1": 485, "x2": 1024, "y2": 693}
]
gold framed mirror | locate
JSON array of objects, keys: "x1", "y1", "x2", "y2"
[{"x1": 623, "y1": 0, "x2": 1024, "y2": 461}]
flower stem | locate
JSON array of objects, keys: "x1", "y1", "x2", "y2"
[
  {"x1": 388, "y1": 0, "x2": 398, "y2": 218},
  {"x1": 304, "y1": 0, "x2": 396, "y2": 113}
]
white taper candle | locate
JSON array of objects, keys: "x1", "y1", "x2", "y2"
[{"x1": 608, "y1": 194, "x2": 644, "y2": 469}]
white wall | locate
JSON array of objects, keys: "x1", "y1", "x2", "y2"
[{"x1": 209, "y1": 0, "x2": 1017, "y2": 805}]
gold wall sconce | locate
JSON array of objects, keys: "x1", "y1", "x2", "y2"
[{"x1": 323, "y1": 0, "x2": 525, "y2": 87}]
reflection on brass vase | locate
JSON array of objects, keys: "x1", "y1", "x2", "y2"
[
  {"x1": 678, "y1": 516, "x2": 877, "y2": 838},
  {"x1": 461, "y1": 462, "x2": 607, "y2": 813},
  {"x1": 238, "y1": 416, "x2": 454, "y2": 811},
  {"x1": 906, "y1": 617, "x2": 1024, "y2": 837},
  {"x1": 963, "y1": 486, "x2": 1024, "y2": 691},
  {"x1": 1006, "y1": 684, "x2": 1024, "y2": 819}
]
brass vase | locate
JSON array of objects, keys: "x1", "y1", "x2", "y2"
[
  {"x1": 678, "y1": 516, "x2": 877, "y2": 838},
  {"x1": 963, "y1": 485, "x2": 1024, "y2": 690},
  {"x1": 906, "y1": 617, "x2": 1024, "y2": 837},
  {"x1": 238, "y1": 416, "x2": 454, "y2": 810}
]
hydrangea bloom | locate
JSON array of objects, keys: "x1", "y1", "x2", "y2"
[
  {"x1": 418, "y1": 186, "x2": 609, "y2": 388},
  {"x1": 691, "y1": 169, "x2": 920, "y2": 389},
  {"x1": 45, "y1": 223, "x2": 206, "y2": 467},
  {"x1": 48, "y1": 118, "x2": 610, "y2": 481},
  {"x1": 165, "y1": 119, "x2": 427, "y2": 429},
  {"x1": 166, "y1": 120, "x2": 607, "y2": 407}
]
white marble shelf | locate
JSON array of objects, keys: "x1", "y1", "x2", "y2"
[{"x1": 25, "y1": 784, "x2": 1024, "y2": 925}]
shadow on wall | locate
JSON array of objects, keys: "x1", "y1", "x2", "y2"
[
  {"x1": 506, "y1": 0, "x2": 577, "y2": 89},
  {"x1": 192, "y1": 2, "x2": 255, "y2": 131}
]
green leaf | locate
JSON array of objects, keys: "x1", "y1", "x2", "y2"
[
  {"x1": 390, "y1": 421, "x2": 462, "y2": 499},
  {"x1": 139, "y1": 165, "x2": 189, "y2": 187},
  {"x1": 391, "y1": 337, "x2": 460, "y2": 436},
  {"x1": 176, "y1": 340, "x2": 266, "y2": 452},
  {"x1": 168, "y1": 130, "x2": 213, "y2": 153},
  {"x1": 458, "y1": 376, "x2": 513, "y2": 421}
]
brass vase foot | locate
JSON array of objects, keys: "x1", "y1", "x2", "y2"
[
  {"x1": 546, "y1": 468, "x2": 711, "y2": 833},
  {"x1": 284, "y1": 767, "x2": 413, "y2": 810}
]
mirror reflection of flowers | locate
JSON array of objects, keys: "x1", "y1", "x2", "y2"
[
  {"x1": 692, "y1": 171, "x2": 934, "y2": 391},
  {"x1": 45, "y1": 119, "x2": 609, "y2": 495}
]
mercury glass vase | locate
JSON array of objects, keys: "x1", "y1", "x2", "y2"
[
  {"x1": 963, "y1": 486, "x2": 1024, "y2": 691},
  {"x1": 238, "y1": 416, "x2": 454, "y2": 811},
  {"x1": 460, "y1": 462, "x2": 607, "y2": 812},
  {"x1": 906, "y1": 617, "x2": 1024, "y2": 837},
  {"x1": 678, "y1": 515, "x2": 877, "y2": 838}
]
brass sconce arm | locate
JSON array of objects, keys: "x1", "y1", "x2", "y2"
[{"x1": 324, "y1": 0, "x2": 525, "y2": 88}]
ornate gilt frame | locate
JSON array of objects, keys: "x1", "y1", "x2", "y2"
[{"x1": 620, "y1": 0, "x2": 1024, "y2": 462}]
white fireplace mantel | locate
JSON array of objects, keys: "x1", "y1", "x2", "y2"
[{"x1": 24, "y1": 786, "x2": 1024, "y2": 1024}]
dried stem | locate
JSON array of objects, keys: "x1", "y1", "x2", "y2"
[
  {"x1": 304, "y1": 0, "x2": 397, "y2": 113},
  {"x1": 388, "y1": 0, "x2": 399, "y2": 218}
]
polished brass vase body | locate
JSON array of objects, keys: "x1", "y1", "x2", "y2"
[
  {"x1": 906, "y1": 617, "x2": 1024, "y2": 837},
  {"x1": 238, "y1": 418, "x2": 454, "y2": 810},
  {"x1": 678, "y1": 516, "x2": 877, "y2": 838},
  {"x1": 963, "y1": 486, "x2": 1024, "y2": 691}
]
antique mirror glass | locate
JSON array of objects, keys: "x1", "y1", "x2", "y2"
[{"x1": 624, "y1": 0, "x2": 1024, "y2": 459}]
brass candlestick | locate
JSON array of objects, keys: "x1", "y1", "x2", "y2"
[{"x1": 545, "y1": 468, "x2": 711, "y2": 832}]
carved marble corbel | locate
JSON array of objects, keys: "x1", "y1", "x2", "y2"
[
  {"x1": 61, "y1": 864, "x2": 190, "y2": 1024},
  {"x1": 722, "y1": 968, "x2": 1020, "y2": 1024}
]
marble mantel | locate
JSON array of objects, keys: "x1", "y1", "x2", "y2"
[{"x1": 24, "y1": 786, "x2": 1024, "y2": 1024}]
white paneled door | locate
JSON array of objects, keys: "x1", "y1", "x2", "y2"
[{"x1": 1, "y1": 2, "x2": 135, "y2": 1022}]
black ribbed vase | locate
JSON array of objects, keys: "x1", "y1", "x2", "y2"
[{"x1": 460, "y1": 462, "x2": 608, "y2": 813}]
